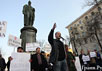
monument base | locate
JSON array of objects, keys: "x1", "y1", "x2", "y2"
[{"x1": 20, "y1": 26, "x2": 37, "y2": 51}]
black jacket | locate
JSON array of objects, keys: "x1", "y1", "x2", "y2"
[
  {"x1": 0, "y1": 58, "x2": 6, "y2": 71},
  {"x1": 79, "y1": 54, "x2": 85, "y2": 66},
  {"x1": 48, "y1": 29, "x2": 65, "y2": 64},
  {"x1": 31, "y1": 53, "x2": 48, "y2": 71},
  {"x1": 7, "y1": 60, "x2": 10, "y2": 71}
]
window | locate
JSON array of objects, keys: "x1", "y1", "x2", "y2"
[
  {"x1": 74, "y1": 24, "x2": 76, "y2": 26},
  {"x1": 77, "y1": 34, "x2": 80, "y2": 38},
  {"x1": 91, "y1": 12, "x2": 95, "y2": 16},
  {"x1": 79, "y1": 20, "x2": 82, "y2": 24},
  {"x1": 82, "y1": 32, "x2": 85, "y2": 36},
  {"x1": 98, "y1": 7, "x2": 101, "y2": 11},
  {"x1": 85, "y1": 16, "x2": 88, "y2": 20},
  {"x1": 71, "y1": 32, "x2": 73, "y2": 35},
  {"x1": 77, "y1": 24, "x2": 79, "y2": 26},
  {"x1": 70, "y1": 27, "x2": 72, "y2": 30},
  {"x1": 80, "y1": 26, "x2": 83, "y2": 30}
]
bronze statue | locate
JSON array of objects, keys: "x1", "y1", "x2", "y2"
[
  {"x1": 20, "y1": 1, "x2": 37, "y2": 52},
  {"x1": 23, "y1": 1, "x2": 35, "y2": 26}
]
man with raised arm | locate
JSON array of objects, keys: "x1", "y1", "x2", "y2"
[{"x1": 48, "y1": 23, "x2": 68, "y2": 71}]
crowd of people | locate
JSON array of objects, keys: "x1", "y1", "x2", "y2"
[
  {"x1": 79, "y1": 49, "x2": 102, "y2": 71},
  {"x1": 0, "y1": 23, "x2": 102, "y2": 71},
  {"x1": 0, "y1": 46, "x2": 77, "y2": 71},
  {"x1": 0, "y1": 23, "x2": 77, "y2": 71}
]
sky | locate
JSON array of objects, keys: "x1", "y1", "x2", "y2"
[{"x1": 0, "y1": 0, "x2": 91, "y2": 61}]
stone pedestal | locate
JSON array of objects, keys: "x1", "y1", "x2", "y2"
[{"x1": 20, "y1": 26, "x2": 37, "y2": 51}]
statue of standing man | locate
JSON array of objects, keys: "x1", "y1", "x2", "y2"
[{"x1": 23, "y1": 1, "x2": 35, "y2": 26}]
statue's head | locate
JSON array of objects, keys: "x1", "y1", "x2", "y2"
[{"x1": 28, "y1": 1, "x2": 31, "y2": 6}]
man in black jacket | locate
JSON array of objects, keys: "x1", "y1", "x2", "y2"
[
  {"x1": 31, "y1": 47, "x2": 48, "y2": 71},
  {"x1": 0, "y1": 54, "x2": 6, "y2": 71},
  {"x1": 48, "y1": 23, "x2": 68, "y2": 71}
]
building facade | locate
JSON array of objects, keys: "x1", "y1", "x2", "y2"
[{"x1": 66, "y1": 2, "x2": 102, "y2": 55}]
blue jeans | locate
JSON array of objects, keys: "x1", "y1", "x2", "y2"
[{"x1": 53, "y1": 59, "x2": 68, "y2": 71}]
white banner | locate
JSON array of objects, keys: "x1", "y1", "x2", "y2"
[
  {"x1": 26, "y1": 42, "x2": 40, "y2": 51},
  {"x1": 82, "y1": 55, "x2": 90, "y2": 62},
  {"x1": 10, "y1": 52, "x2": 30, "y2": 71},
  {"x1": 75, "y1": 57, "x2": 82, "y2": 71},
  {"x1": 8, "y1": 35, "x2": 22, "y2": 47},
  {"x1": 90, "y1": 52, "x2": 96, "y2": 57},
  {"x1": 0, "y1": 21, "x2": 7, "y2": 37}
]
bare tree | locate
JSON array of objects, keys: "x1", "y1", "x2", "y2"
[
  {"x1": 70, "y1": 27, "x2": 79, "y2": 55},
  {"x1": 85, "y1": 11, "x2": 102, "y2": 51},
  {"x1": 36, "y1": 40, "x2": 45, "y2": 48},
  {"x1": 82, "y1": 0, "x2": 102, "y2": 51},
  {"x1": 83, "y1": 0, "x2": 101, "y2": 6},
  {"x1": 64, "y1": 35, "x2": 70, "y2": 45}
]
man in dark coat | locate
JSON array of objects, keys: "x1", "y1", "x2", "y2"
[
  {"x1": 79, "y1": 49, "x2": 86, "y2": 71},
  {"x1": 31, "y1": 47, "x2": 48, "y2": 71},
  {"x1": 48, "y1": 23, "x2": 68, "y2": 71},
  {"x1": 0, "y1": 54, "x2": 6, "y2": 71},
  {"x1": 7, "y1": 56, "x2": 11, "y2": 71}
]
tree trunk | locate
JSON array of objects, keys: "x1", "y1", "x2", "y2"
[
  {"x1": 94, "y1": 29, "x2": 102, "y2": 51},
  {"x1": 73, "y1": 40, "x2": 78, "y2": 56}
]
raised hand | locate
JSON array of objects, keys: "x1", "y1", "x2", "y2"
[{"x1": 52, "y1": 23, "x2": 56, "y2": 30}]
